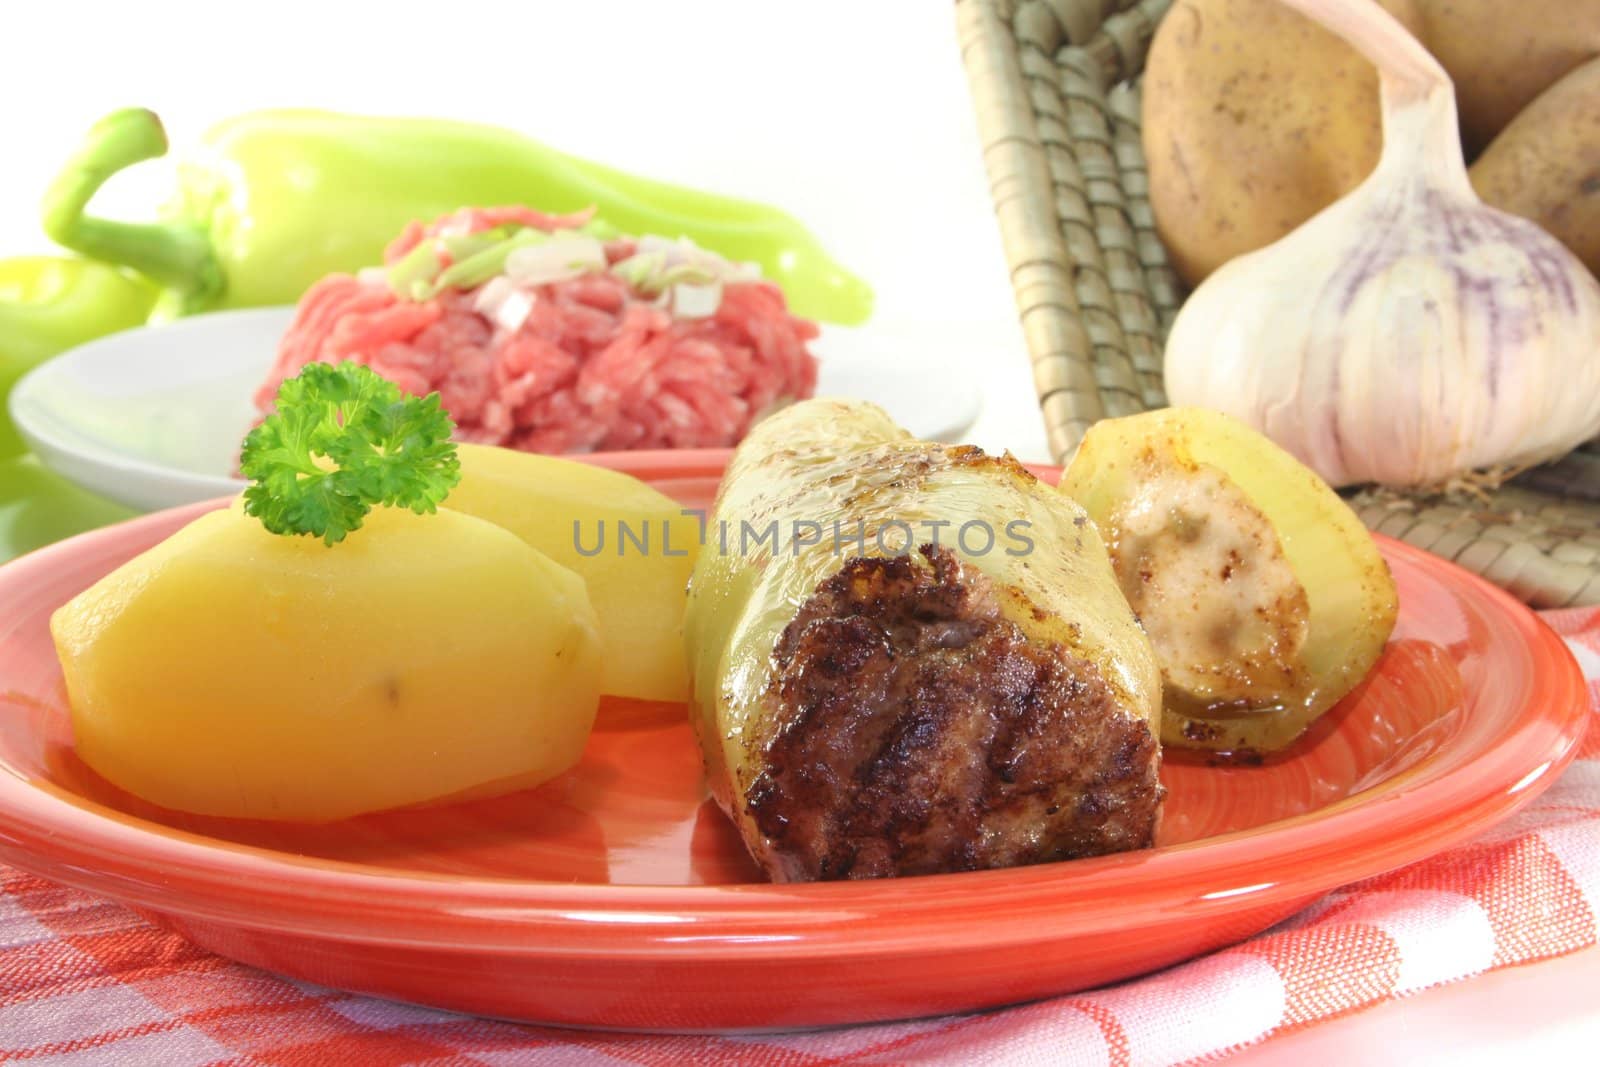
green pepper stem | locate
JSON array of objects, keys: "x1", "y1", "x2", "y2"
[{"x1": 40, "y1": 109, "x2": 224, "y2": 309}]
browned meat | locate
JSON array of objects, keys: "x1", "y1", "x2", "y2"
[{"x1": 744, "y1": 545, "x2": 1163, "y2": 881}]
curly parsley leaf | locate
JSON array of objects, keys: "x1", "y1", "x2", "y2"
[{"x1": 239, "y1": 362, "x2": 461, "y2": 545}]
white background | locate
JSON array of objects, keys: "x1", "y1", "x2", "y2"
[{"x1": 1, "y1": 1, "x2": 1595, "y2": 1061}]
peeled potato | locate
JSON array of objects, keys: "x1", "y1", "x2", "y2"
[
  {"x1": 1061, "y1": 408, "x2": 1398, "y2": 755},
  {"x1": 51, "y1": 503, "x2": 601, "y2": 821},
  {"x1": 446, "y1": 443, "x2": 699, "y2": 702}
]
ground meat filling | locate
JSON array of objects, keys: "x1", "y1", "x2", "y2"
[{"x1": 746, "y1": 544, "x2": 1162, "y2": 881}]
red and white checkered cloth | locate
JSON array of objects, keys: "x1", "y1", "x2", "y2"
[{"x1": 5, "y1": 609, "x2": 1599, "y2": 1066}]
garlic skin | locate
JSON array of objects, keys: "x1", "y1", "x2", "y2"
[{"x1": 1163, "y1": 0, "x2": 1600, "y2": 489}]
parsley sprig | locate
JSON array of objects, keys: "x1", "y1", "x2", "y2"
[{"x1": 240, "y1": 362, "x2": 461, "y2": 545}]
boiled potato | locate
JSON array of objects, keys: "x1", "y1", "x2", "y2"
[
  {"x1": 446, "y1": 443, "x2": 699, "y2": 702},
  {"x1": 51, "y1": 502, "x2": 601, "y2": 821},
  {"x1": 1471, "y1": 56, "x2": 1600, "y2": 278},
  {"x1": 1416, "y1": 0, "x2": 1600, "y2": 156},
  {"x1": 1144, "y1": 0, "x2": 1423, "y2": 285},
  {"x1": 1061, "y1": 408, "x2": 1398, "y2": 755}
]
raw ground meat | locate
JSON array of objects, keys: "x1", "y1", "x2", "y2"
[{"x1": 254, "y1": 207, "x2": 821, "y2": 453}]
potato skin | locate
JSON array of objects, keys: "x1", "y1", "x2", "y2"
[
  {"x1": 445, "y1": 443, "x2": 699, "y2": 703},
  {"x1": 1471, "y1": 56, "x2": 1600, "y2": 278},
  {"x1": 1417, "y1": 0, "x2": 1600, "y2": 157},
  {"x1": 51, "y1": 503, "x2": 601, "y2": 822},
  {"x1": 1144, "y1": 0, "x2": 1422, "y2": 286}
]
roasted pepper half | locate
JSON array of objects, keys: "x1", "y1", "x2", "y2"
[
  {"x1": 1061, "y1": 407, "x2": 1399, "y2": 756},
  {"x1": 0, "y1": 256, "x2": 155, "y2": 458},
  {"x1": 43, "y1": 108, "x2": 872, "y2": 325}
]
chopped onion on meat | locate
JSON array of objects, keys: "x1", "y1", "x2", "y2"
[
  {"x1": 672, "y1": 281, "x2": 723, "y2": 319},
  {"x1": 386, "y1": 217, "x2": 756, "y2": 323},
  {"x1": 472, "y1": 275, "x2": 538, "y2": 333},
  {"x1": 505, "y1": 234, "x2": 607, "y2": 287}
]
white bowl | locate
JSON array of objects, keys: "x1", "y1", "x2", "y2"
[{"x1": 10, "y1": 308, "x2": 982, "y2": 512}]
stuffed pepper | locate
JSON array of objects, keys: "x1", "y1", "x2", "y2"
[{"x1": 684, "y1": 399, "x2": 1164, "y2": 882}]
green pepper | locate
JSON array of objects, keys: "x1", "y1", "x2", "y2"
[
  {"x1": 0, "y1": 454, "x2": 134, "y2": 565},
  {"x1": 43, "y1": 108, "x2": 873, "y2": 325},
  {"x1": 0, "y1": 256, "x2": 156, "y2": 458}
]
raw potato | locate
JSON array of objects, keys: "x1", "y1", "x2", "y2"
[
  {"x1": 1471, "y1": 56, "x2": 1600, "y2": 278},
  {"x1": 1061, "y1": 408, "x2": 1398, "y2": 755},
  {"x1": 445, "y1": 443, "x2": 699, "y2": 702},
  {"x1": 51, "y1": 503, "x2": 602, "y2": 821},
  {"x1": 1144, "y1": 0, "x2": 1423, "y2": 286},
  {"x1": 1415, "y1": 0, "x2": 1600, "y2": 156}
]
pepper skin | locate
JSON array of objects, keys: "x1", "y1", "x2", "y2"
[
  {"x1": 0, "y1": 455, "x2": 133, "y2": 564},
  {"x1": 0, "y1": 256, "x2": 155, "y2": 458}
]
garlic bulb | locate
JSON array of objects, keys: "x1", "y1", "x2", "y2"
[{"x1": 1163, "y1": 0, "x2": 1600, "y2": 488}]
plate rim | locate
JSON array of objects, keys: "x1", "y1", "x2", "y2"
[{"x1": 0, "y1": 454, "x2": 1588, "y2": 962}]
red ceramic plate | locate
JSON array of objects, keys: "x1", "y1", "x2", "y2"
[{"x1": 0, "y1": 452, "x2": 1587, "y2": 1032}]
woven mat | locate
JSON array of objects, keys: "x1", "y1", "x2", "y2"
[{"x1": 956, "y1": 0, "x2": 1600, "y2": 608}]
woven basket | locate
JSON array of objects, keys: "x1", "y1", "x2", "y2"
[{"x1": 956, "y1": 0, "x2": 1600, "y2": 608}]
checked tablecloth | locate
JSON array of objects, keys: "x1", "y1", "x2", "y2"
[{"x1": 3, "y1": 608, "x2": 1598, "y2": 1066}]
